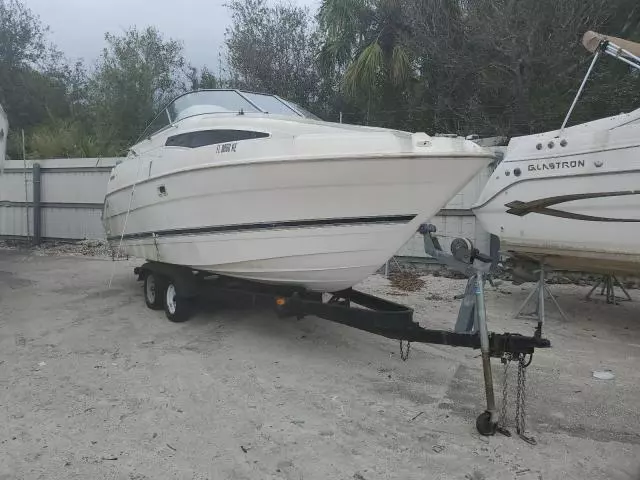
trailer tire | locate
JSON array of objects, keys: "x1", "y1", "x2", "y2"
[
  {"x1": 475, "y1": 411, "x2": 497, "y2": 436},
  {"x1": 144, "y1": 272, "x2": 166, "y2": 310},
  {"x1": 164, "y1": 281, "x2": 193, "y2": 322}
]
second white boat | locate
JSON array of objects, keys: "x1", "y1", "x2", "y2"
[{"x1": 473, "y1": 31, "x2": 640, "y2": 276}]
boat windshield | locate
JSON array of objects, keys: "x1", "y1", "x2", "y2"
[
  {"x1": 283, "y1": 100, "x2": 322, "y2": 121},
  {"x1": 140, "y1": 89, "x2": 320, "y2": 139},
  {"x1": 169, "y1": 90, "x2": 259, "y2": 122},
  {"x1": 241, "y1": 91, "x2": 300, "y2": 116}
]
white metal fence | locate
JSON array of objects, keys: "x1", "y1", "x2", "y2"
[
  {"x1": 0, "y1": 154, "x2": 498, "y2": 259},
  {"x1": 0, "y1": 158, "x2": 119, "y2": 240}
]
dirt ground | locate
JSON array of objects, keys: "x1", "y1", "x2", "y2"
[{"x1": 1, "y1": 249, "x2": 639, "y2": 480}]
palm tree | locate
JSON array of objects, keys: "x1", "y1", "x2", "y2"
[{"x1": 317, "y1": 0, "x2": 412, "y2": 102}]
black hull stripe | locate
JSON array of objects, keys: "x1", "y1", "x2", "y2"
[
  {"x1": 473, "y1": 168, "x2": 640, "y2": 210},
  {"x1": 108, "y1": 214, "x2": 417, "y2": 241},
  {"x1": 505, "y1": 191, "x2": 640, "y2": 222}
]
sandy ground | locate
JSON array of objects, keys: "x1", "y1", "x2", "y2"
[{"x1": 1, "y1": 249, "x2": 639, "y2": 480}]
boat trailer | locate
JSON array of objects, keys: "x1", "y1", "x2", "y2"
[{"x1": 134, "y1": 224, "x2": 549, "y2": 437}]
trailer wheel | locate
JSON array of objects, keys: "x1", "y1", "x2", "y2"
[
  {"x1": 144, "y1": 272, "x2": 166, "y2": 310},
  {"x1": 475, "y1": 411, "x2": 497, "y2": 436},
  {"x1": 164, "y1": 281, "x2": 193, "y2": 322}
]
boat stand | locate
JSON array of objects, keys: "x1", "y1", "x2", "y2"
[
  {"x1": 514, "y1": 263, "x2": 568, "y2": 335},
  {"x1": 586, "y1": 274, "x2": 632, "y2": 304}
]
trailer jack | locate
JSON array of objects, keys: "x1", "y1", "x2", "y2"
[{"x1": 418, "y1": 223, "x2": 550, "y2": 436}]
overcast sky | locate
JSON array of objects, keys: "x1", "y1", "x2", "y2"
[{"x1": 26, "y1": 0, "x2": 320, "y2": 69}]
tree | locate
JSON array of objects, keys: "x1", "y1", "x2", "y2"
[
  {"x1": 0, "y1": 0, "x2": 71, "y2": 136},
  {"x1": 2, "y1": 0, "x2": 639, "y2": 160},
  {"x1": 187, "y1": 66, "x2": 220, "y2": 90},
  {"x1": 0, "y1": 0, "x2": 46, "y2": 67},
  {"x1": 25, "y1": 119, "x2": 111, "y2": 159},
  {"x1": 399, "y1": 0, "x2": 471, "y2": 133},
  {"x1": 318, "y1": 0, "x2": 413, "y2": 118},
  {"x1": 225, "y1": 0, "x2": 321, "y2": 109},
  {"x1": 88, "y1": 26, "x2": 187, "y2": 148},
  {"x1": 456, "y1": 0, "x2": 640, "y2": 136}
]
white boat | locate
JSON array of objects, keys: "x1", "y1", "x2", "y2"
[
  {"x1": 103, "y1": 89, "x2": 492, "y2": 291},
  {"x1": 473, "y1": 31, "x2": 640, "y2": 276}
]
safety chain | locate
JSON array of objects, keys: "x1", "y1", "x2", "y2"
[
  {"x1": 515, "y1": 353, "x2": 536, "y2": 444},
  {"x1": 498, "y1": 353, "x2": 512, "y2": 430},
  {"x1": 498, "y1": 352, "x2": 536, "y2": 444},
  {"x1": 399, "y1": 340, "x2": 411, "y2": 361}
]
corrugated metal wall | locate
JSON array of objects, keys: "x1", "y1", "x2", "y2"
[
  {"x1": 0, "y1": 151, "x2": 500, "y2": 259},
  {"x1": 0, "y1": 158, "x2": 119, "y2": 240}
]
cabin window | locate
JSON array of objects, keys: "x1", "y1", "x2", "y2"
[{"x1": 165, "y1": 129, "x2": 269, "y2": 148}]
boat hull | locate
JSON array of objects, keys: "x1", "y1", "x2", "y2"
[{"x1": 104, "y1": 154, "x2": 488, "y2": 291}]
